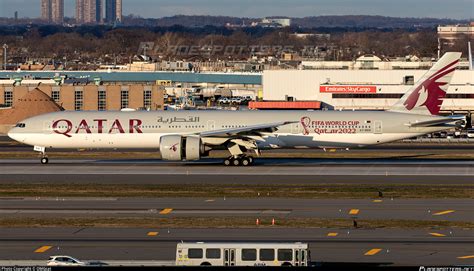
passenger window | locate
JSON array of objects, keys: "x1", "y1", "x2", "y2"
[
  {"x1": 206, "y1": 249, "x2": 221, "y2": 259},
  {"x1": 188, "y1": 249, "x2": 203, "y2": 259},
  {"x1": 259, "y1": 249, "x2": 275, "y2": 261},
  {"x1": 278, "y1": 249, "x2": 293, "y2": 261},
  {"x1": 241, "y1": 249, "x2": 257, "y2": 261}
]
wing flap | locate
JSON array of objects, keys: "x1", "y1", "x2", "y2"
[{"x1": 198, "y1": 121, "x2": 296, "y2": 137}]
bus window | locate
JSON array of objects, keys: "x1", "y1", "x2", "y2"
[
  {"x1": 241, "y1": 249, "x2": 257, "y2": 261},
  {"x1": 278, "y1": 249, "x2": 293, "y2": 261},
  {"x1": 206, "y1": 249, "x2": 221, "y2": 259},
  {"x1": 188, "y1": 249, "x2": 203, "y2": 259},
  {"x1": 259, "y1": 249, "x2": 275, "y2": 261}
]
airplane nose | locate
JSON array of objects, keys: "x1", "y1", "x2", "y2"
[{"x1": 7, "y1": 128, "x2": 18, "y2": 141}]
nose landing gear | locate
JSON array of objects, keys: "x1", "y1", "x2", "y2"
[
  {"x1": 34, "y1": 146, "x2": 49, "y2": 165},
  {"x1": 223, "y1": 155, "x2": 254, "y2": 166},
  {"x1": 40, "y1": 156, "x2": 49, "y2": 165}
]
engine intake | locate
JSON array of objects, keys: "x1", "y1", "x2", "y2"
[{"x1": 159, "y1": 135, "x2": 204, "y2": 161}]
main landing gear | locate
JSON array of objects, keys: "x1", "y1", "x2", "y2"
[{"x1": 223, "y1": 155, "x2": 254, "y2": 166}]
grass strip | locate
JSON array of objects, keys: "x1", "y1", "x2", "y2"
[
  {"x1": 0, "y1": 184, "x2": 472, "y2": 199},
  {"x1": 1, "y1": 217, "x2": 472, "y2": 229}
]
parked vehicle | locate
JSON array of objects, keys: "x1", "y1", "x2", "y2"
[
  {"x1": 176, "y1": 242, "x2": 309, "y2": 267},
  {"x1": 47, "y1": 256, "x2": 87, "y2": 266}
]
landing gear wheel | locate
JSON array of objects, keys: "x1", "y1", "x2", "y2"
[
  {"x1": 232, "y1": 158, "x2": 241, "y2": 166},
  {"x1": 248, "y1": 156, "x2": 254, "y2": 164},
  {"x1": 224, "y1": 158, "x2": 232, "y2": 166},
  {"x1": 241, "y1": 157, "x2": 250, "y2": 166},
  {"x1": 40, "y1": 157, "x2": 49, "y2": 165}
]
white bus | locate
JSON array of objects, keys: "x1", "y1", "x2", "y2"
[{"x1": 176, "y1": 242, "x2": 310, "y2": 267}]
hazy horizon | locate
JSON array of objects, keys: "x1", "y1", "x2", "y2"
[{"x1": 0, "y1": 0, "x2": 472, "y2": 20}]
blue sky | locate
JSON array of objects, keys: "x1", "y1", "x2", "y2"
[{"x1": 1, "y1": 0, "x2": 472, "y2": 19}]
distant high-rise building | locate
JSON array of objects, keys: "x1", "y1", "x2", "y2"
[
  {"x1": 95, "y1": 0, "x2": 103, "y2": 23},
  {"x1": 14, "y1": 11, "x2": 18, "y2": 21},
  {"x1": 76, "y1": 0, "x2": 102, "y2": 24},
  {"x1": 105, "y1": 0, "x2": 122, "y2": 24},
  {"x1": 41, "y1": 0, "x2": 64, "y2": 24},
  {"x1": 41, "y1": 0, "x2": 52, "y2": 22}
]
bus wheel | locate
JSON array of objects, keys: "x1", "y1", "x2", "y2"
[{"x1": 200, "y1": 262, "x2": 212, "y2": 266}]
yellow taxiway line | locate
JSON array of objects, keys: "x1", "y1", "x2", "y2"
[
  {"x1": 349, "y1": 209, "x2": 360, "y2": 215},
  {"x1": 429, "y1": 233, "x2": 446, "y2": 237},
  {"x1": 364, "y1": 248, "x2": 382, "y2": 256},
  {"x1": 159, "y1": 208, "x2": 173, "y2": 214},
  {"x1": 34, "y1": 246, "x2": 52, "y2": 253},
  {"x1": 433, "y1": 210, "x2": 455, "y2": 216}
]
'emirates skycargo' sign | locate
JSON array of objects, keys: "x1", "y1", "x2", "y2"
[{"x1": 320, "y1": 85, "x2": 377, "y2": 93}]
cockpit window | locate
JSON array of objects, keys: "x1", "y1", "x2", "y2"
[{"x1": 15, "y1": 123, "x2": 26, "y2": 128}]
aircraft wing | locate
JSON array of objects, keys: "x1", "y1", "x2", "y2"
[
  {"x1": 198, "y1": 121, "x2": 296, "y2": 137},
  {"x1": 407, "y1": 116, "x2": 465, "y2": 127}
]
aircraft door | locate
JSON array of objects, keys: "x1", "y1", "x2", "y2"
[
  {"x1": 224, "y1": 249, "x2": 236, "y2": 266},
  {"x1": 374, "y1": 121, "x2": 383, "y2": 134},
  {"x1": 43, "y1": 121, "x2": 52, "y2": 134},
  {"x1": 207, "y1": 120, "x2": 216, "y2": 131},
  {"x1": 291, "y1": 123, "x2": 300, "y2": 134}
]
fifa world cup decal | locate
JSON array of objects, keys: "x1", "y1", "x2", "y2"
[{"x1": 300, "y1": 116, "x2": 311, "y2": 135}]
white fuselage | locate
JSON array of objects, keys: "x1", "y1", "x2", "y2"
[{"x1": 8, "y1": 110, "x2": 451, "y2": 151}]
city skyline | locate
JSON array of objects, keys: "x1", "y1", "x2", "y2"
[
  {"x1": 40, "y1": 0, "x2": 64, "y2": 23},
  {"x1": 1, "y1": 0, "x2": 473, "y2": 19}
]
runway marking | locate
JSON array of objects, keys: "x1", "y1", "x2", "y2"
[
  {"x1": 34, "y1": 246, "x2": 52, "y2": 253},
  {"x1": 147, "y1": 232, "x2": 159, "y2": 236},
  {"x1": 458, "y1": 255, "x2": 474, "y2": 259},
  {"x1": 429, "y1": 233, "x2": 446, "y2": 237},
  {"x1": 372, "y1": 200, "x2": 383, "y2": 203},
  {"x1": 364, "y1": 248, "x2": 382, "y2": 256},
  {"x1": 159, "y1": 208, "x2": 173, "y2": 215},
  {"x1": 349, "y1": 209, "x2": 360, "y2": 215},
  {"x1": 433, "y1": 210, "x2": 455, "y2": 216},
  {"x1": 327, "y1": 232, "x2": 338, "y2": 237}
]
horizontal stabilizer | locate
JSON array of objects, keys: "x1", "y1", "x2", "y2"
[{"x1": 407, "y1": 115, "x2": 465, "y2": 127}]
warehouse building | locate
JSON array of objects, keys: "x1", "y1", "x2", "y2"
[
  {"x1": 0, "y1": 84, "x2": 164, "y2": 111},
  {"x1": 263, "y1": 69, "x2": 474, "y2": 114}
]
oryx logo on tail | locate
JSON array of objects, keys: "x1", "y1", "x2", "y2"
[
  {"x1": 403, "y1": 58, "x2": 458, "y2": 115},
  {"x1": 390, "y1": 52, "x2": 461, "y2": 116}
]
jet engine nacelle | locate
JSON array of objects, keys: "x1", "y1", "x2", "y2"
[{"x1": 159, "y1": 135, "x2": 204, "y2": 161}]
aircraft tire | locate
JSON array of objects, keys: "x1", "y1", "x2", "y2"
[
  {"x1": 232, "y1": 158, "x2": 241, "y2": 166},
  {"x1": 41, "y1": 157, "x2": 49, "y2": 165}
]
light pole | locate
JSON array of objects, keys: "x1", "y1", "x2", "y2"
[{"x1": 2, "y1": 44, "x2": 7, "y2": 71}]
